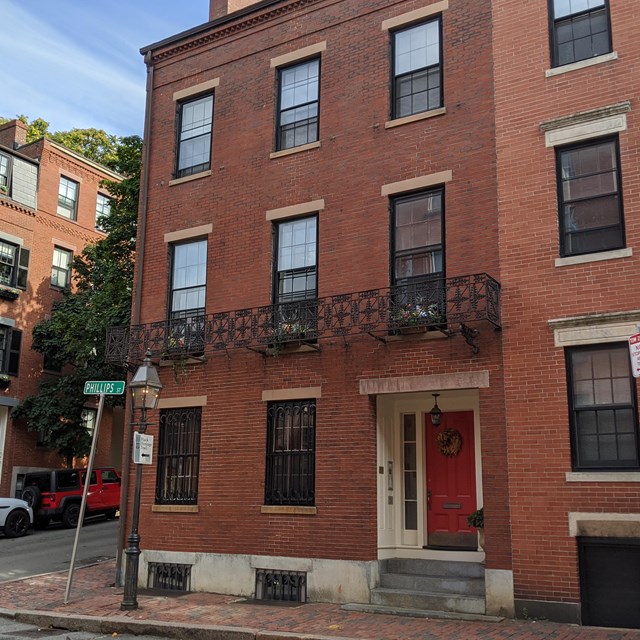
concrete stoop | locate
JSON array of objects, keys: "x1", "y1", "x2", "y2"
[{"x1": 365, "y1": 558, "x2": 488, "y2": 618}]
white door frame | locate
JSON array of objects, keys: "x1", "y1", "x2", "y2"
[{"x1": 376, "y1": 389, "x2": 484, "y2": 560}]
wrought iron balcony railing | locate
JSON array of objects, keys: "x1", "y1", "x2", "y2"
[{"x1": 106, "y1": 273, "x2": 500, "y2": 364}]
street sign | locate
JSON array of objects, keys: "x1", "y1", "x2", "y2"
[
  {"x1": 133, "y1": 432, "x2": 154, "y2": 465},
  {"x1": 83, "y1": 380, "x2": 125, "y2": 395},
  {"x1": 629, "y1": 333, "x2": 640, "y2": 378}
]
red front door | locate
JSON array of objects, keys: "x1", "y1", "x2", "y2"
[{"x1": 425, "y1": 411, "x2": 477, "y2": 548}]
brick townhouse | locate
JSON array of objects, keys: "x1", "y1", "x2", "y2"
[
  {"x1": 492, "y1": 0, "x2": 640, "y2": 629},
  {"x1": 0, "y1": 119, "x2": 124, "y2": 497},
  {"x1": 107, "y1": 0, "x2": 639, "y2": 629}
]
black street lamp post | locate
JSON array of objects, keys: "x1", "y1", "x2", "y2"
[{"x1": 121, "y1": 350, "x2": 162, "y2": 611}]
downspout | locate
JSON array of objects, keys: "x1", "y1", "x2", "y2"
[{"x1": 116, "y1": 50, "x2": 155, "y2": 586}]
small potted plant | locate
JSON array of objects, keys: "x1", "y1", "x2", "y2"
[
  {"x1": 467, "y1": 507, "x2": 484, "y2": 550},
  {"x1": 390, "y1": 300, "x2": 443, "y2": 333},
  {"x1": 0, "y1": 374, "x2": 10, "y2": 390},
  {"x1": 0, "y1": 184, "x2": 7, "y2": 195},
  {"x1": 0, "y1": 284, "x2": 20, "y2": 301}
]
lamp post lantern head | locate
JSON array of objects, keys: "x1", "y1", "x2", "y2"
[{"x1": 130, "y1": 350, "x2": 163, "y2": 410}]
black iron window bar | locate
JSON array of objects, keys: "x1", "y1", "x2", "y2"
[
  {"x1": 147, "y1": 562, "x2": 192, "y2": 592},
  {"x1": 255, "y1": 569, "x2": 307, "y2": 602},
  {"x1": 106, "y1": 273, "x2": 500, "y2": 364}
]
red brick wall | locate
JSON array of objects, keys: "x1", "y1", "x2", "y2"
[
  {"x1": 493, "y1": 0, "x2": 640, "y2": 605},
  {"x1": 135, "y1": 0, "x2": 510, "y2": 566},
  {"x1": 0, "y1": 140, "x2": 120, "y2": 493}
]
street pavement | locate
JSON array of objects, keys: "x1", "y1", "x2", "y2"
[{"x1": 0, "y1": 559, "x2": 638, "y2": 640}]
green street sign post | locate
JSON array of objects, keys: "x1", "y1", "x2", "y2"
[
  {"x1": 83, "y1": 380, "x2": 125, "y2": 395},
  {"x1": 67, "y1": 379, "x2": 125, "y2": 605}
]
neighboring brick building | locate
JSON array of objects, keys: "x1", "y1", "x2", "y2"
[
  {"x1": 108, "y1": 0, "x2": 639, "y2": 629},
  {"x1": 492, "y1": 0, "x2": 640, "y2": 629},
  {"x1": 0, "y1": 119, "x2": 124, "y2": 497}
]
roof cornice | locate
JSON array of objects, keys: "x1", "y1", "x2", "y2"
[{"x1": 143, "y1": 0, "x2": 320, "y2": 63}]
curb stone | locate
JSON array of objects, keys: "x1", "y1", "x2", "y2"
[{"x1": 0, "y1": 609, "x2": 360, "y2": 640}]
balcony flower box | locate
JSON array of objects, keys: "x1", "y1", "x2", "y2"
[
  {"x1": 390, "y1": 301, "x2": 443, "y2": 333},
  {"x1": 0, "y1": 285, "x2": 20, "y2": 301}
]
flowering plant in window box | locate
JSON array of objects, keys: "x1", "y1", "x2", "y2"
[
  {"x1": 0, "y1": 284, "x2": 20, "y2": 301},
  {"x1": 272, "y1": 321, "x2": 312, "y2": 343},
  {"x1": 164, "y1": 335, "x2": 186, "y2": 354},
  {"x1": 0, "y1": 374, "x2": 10, "y2": 389},
  {"x1": 390, "y1": 301, "x2": 443, "y2": 330}
]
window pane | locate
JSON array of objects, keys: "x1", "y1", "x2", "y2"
[{"x1": 395, "y1": 21, "x2": 439, "y2": 75}]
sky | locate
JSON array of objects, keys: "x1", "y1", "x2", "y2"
[{"x1": 0, "y1": 1, "x2": 210, "y2": 137}]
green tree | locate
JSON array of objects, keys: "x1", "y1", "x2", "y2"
[
  {"x1": 0, "y1": 114, "x2": 119, "y2": 166},
  {"x1": 12, "y1": 136, "x2": 142, "y2": 466}
]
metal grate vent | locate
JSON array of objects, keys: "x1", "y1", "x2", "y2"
[
  {"x1": 147, "y1": 562, "x2": 192, "y2": 592},
  {"x1": 255, "y1": 569, "x2": 307, "y2": 602}
]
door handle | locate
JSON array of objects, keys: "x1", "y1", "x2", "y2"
[{"x1": 427, "y1": 490, "x2": 432, "y2": 509}]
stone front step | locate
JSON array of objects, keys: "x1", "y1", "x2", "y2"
[
  {"x1": 380, "y1": 571, "x2": 485, "y2": 596},
  {"x1": 382, "y1": 558, "x2": 485, "y2": 579},
  {"x1": 372, "y1": 559, "x2": 487, "y2": 615},
  {"x1": 371, "y1": 587, "x2": 486, "y2": 615}
]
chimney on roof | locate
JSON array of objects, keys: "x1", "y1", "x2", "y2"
[
  {"x1": 0, "y1": 119, "x2": 27, "y2": 149},
  {"x1": 209, "y1": 0, "x2": 259, "y2": 21}
]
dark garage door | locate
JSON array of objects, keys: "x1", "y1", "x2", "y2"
[{"x1": 579, "y1": 536, "x2": 640, "y2": 629}]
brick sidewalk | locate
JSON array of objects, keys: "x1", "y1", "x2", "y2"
[{"x1": 0, "y1": 560, "x2": 639, "y2": 640}]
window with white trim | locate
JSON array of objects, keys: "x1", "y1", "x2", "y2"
[
  {"x1": 0, "y1": 153, "x2": 11, "y2": 194},
  {"x1": 57, "y1": 176, "x2": 79, "y2": 220},
  {"x1": 95, "y1": 193, "x2": 111, "y2": 230},
  {"x1": 51, "y1": 247, "x2": 72, "y2": 289}
]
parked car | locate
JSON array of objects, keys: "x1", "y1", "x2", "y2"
[
  {"x1": 19, "y1": 468, "x2": 121, "y2": 529},
  {"x1": 0, "y1": 497, "x2": 33, "y2": 538}
]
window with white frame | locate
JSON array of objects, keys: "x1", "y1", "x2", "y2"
[
  {"x1": 176, "y1": 94, "x2": 214, "y2": 178},
  {"x1": 51, "y1": 247, "x2": 72, "y2": 289},
  {"x1": 0, "y1": 153, "x2": 10, "y2": 193},
  {"x1": 550, "y1": 0, "x2": 611, "y2": 68},
  {"x1": 95, "y1": 193, "x2": 111, "y2": 230},
  {"x1": 567, "y1": 344, "x2": 639, "y2": 470},
  {"x1": 57, "y1": 176, "x2": 79, "y2": 220},
  {"x1": 392, "y1": 18, "x2": 442, "y2": 119}
]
